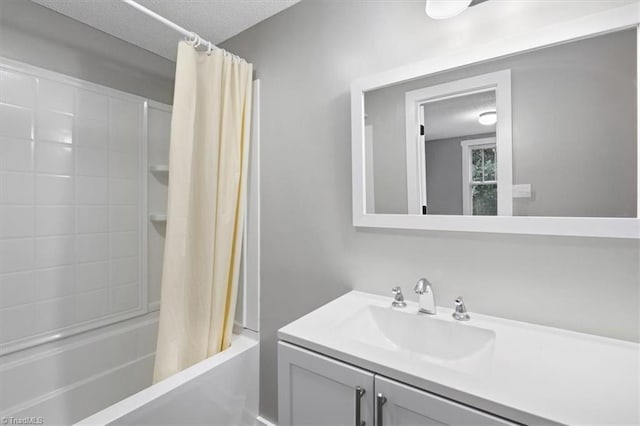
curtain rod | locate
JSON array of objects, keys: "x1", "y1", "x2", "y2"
[{"x1": 119, "y1": 0, "x2": 217, "y2": 53}]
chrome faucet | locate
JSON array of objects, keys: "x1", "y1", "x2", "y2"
[
  {"x1": 414, "y1": 278, "x2": 436, "y2": 314},
  {"x1": 391, "y1": 286, "x2": 407, "y2": 308},
  {"x1": 452, "y1": 297, "x2": 470, "y2": 321}
]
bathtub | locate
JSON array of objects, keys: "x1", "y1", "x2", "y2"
[{"x1": 75, "y1": 331, "x2": 259, "y2": 425}]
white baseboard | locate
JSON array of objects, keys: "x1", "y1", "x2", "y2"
[{"x1": 256, "y1": 415, "x2": 278, "y2": 426}]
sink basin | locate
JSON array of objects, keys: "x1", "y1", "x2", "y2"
[
  {"x1": 279, "y1": 291, "x2": 640, "y2": 425},
  {"x1": 338, "y1": 306, "x2": 495, "y2": 364}
]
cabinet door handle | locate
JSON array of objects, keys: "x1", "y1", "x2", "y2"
[
  {"x1": 355, "y1": 386, "x2": 366, "y2": 426},
  {"x1": 376, "y1": 393, "x2": 387, "y2": 426}
]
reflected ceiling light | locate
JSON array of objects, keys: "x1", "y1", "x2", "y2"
[
  {"x1": 478, "y1": 111, "x2": 497, "y2": 126},
  {"x1": 425, "y1": 0, "x2": 473, "y2": 19}
]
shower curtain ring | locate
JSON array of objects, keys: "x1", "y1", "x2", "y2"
[
  {"x1": 207, "y1": 41, "x2": 214, "y2": 56},
  {"x1": 185, "y1": 32, "x2": 198, "y2": 46},
  {"x1": 193, "y1": 34, "x2": 202, "y2": 48}
]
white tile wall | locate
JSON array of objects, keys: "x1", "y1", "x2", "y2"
[
  {"x1": 110, "y1": 178, "x2": 138, "y2": 205},
  {"x1": 35, "y1": 296, "x2": 76, "y2": 333},
  {"x1": 35, "y1": 206, "x2": 75, "y2": 236},
  {"x1": 35, "y1": 236, "x2": 75, "y2": 268},
  {"x1": 76, "y1": 147, "x2": 108, "y2": 176},
  {"x1": 1, "y1": 172, "x2": 34, "y2": 204},
  {"x1": 110, "y1": 232, "x2": 138, "y2": 259},
  {"x1": 0, "y1": 63, "x2": 146, "y2": 353},
  {"x1": 76, "y1": 289, "x2": 109, "y2": 322},
  {"x1": 76, "y1": 261, "x2": 109, "y2": 292},
  {"x1": 0, "y1": 271, "x2": 35, "y2": 308},
  {"x1": 0, "y1": 137, "x2": 33, "y2": 171},
  {"x1": 35, "y1": 141, "x2": 74, "y2": 175},
  {"x1": 39, "y1": 78, "x2": 74, "y2": 114},
  {"x1": 0, "y1": 70, "x2": 36, "y2": 108},
  {"x1": 111, "y1": 283, "x2": 139, "y2": 314},
  {"x1": 76, "y1": 206, "x2": 108, "y2": 233},
  {"x1": 36, "y1": 266, "x2": 75, "y2": 301},
  {"x1": 76, "y1": 233, "x2": 109, "y2": 264},
  {"x1": 77, "y1": 88, "x2": 109, "y2": 120},
  {"x1": 35, "y1": 174, "x2": 74, "y2": 204},
  {"x1": 77, "y1": 118, "x2": 108, "y2": 148},
  {"x1": 111, "y1": 257, "x2": 138, "y2": 287},
  {"x1": 0, "y1": 206, "x2": 34, "y2": 238},
  {"x1": 1, "y1": 239, "x2": 35, "y2": 274},
  {"x1": 0, "y1": 104, "x2": 33, "y2": 140},
  {"x1": 37, "y1": 110, "x2": 73, "y2": 144},
  {"x1": 1, "y1": 304, "x2": 36, "y2": 341}
]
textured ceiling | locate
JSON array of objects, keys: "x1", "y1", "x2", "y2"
[
  {"x1": 31, "y1": 0, "x2": 300, "y2": 61},
  {"x1": 424, "y1": 90, "x2": 496, "y2": 141}
]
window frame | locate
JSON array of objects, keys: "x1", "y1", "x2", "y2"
[{"x1": 461, "y1": 138, "x2": 497, "y2": 215}]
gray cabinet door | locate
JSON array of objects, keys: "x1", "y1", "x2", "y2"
[
  {"x1": 375, "y1": 376, "x2": 516, "y2": 426},
  {"x1": 278, "y1": 342, "x2": 375, "y2": 426}
]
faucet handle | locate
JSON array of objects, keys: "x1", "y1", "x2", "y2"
[
  {"x1": 391, "y1": 287, "x2": 407, "y2": 308},
  {"x1": 452, "y1": 297, "x2": 470, "y2": 321}
]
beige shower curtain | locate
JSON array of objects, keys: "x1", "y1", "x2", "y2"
[{"x1": 153, "y1": 42, "x2": 253, "y2": 382}]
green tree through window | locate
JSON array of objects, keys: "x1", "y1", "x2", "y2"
[{"x1": 470, "y1": 147, "x2": 497, "y2": 216}]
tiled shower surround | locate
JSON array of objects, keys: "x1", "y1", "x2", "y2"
[{"x1": 0, "y1": 63, "x2": 146, "y2": 355}]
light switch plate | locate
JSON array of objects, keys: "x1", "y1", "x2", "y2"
[{"x1": 513, "y1": 184, "x2": 532, "y2": 198}]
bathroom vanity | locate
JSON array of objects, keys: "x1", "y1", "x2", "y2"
[{"x1": 277, "y1": 292, "x2": 639, "y2": 425}]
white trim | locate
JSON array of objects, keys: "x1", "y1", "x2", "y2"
[
  {"x1": 461, "y1": 138, "x2": 497, "y2": 216},
  {"x1": 0, "y1": 57, "x2": 150, "y2": 355},
  {"x1": 242, "y1": 79, "x2": 261, "y2": 333},
  {"x1": 364, "y1": 125, "x2": 375, "y2": 213},
  {"x1": 351, "y1": 5, "x2": 640, "y2": 239},
  {"x1": 147, "y1": 99, "x2": 173, "y2": 113},
  {"x1": 418, "y1": 104, "x2": 426, "y2": 213},
  {"x1": 404, "y1": 70, "x2": 511, "y2": 216},
  {"x1": 140, "y1": 99, "x2": 150, "y2": 323},
  {"x1": 354, "y1": 214, "x2": 638, "y2": 239},
  {"x1": 256, "y1": 415, "x2": 278, "y2": 426}
]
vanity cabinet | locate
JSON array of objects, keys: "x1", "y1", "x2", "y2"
[
  {"x1": 374, "y1": 376, "x2": 514, "y2": 426},
  {"x1": 278, "y1": 342, "x2": 374, "y2": 425},
  {"x1": 278, "y1": 342, "x2": 516, "y2": 426}
]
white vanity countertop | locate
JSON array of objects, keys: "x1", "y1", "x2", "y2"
[{"x1": 278, "y1": 291, "x2": 640, "y2": 425}]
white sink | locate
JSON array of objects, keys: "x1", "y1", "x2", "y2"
[
  {"x1": 278, "y1": 291, "x2": 640, "y2": 425},
  {"x1": 338, "y1": 306, "x2": 495, "y2": 370}
]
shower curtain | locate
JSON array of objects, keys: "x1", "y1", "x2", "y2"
[{"x1": 153, "y1": 41, "x2": 253, "y2": 382}]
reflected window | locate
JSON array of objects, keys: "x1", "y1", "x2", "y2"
[{"x1": 462, "y1": 140, "x2": 497, "y2": 215}]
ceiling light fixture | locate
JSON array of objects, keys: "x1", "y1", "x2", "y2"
[
  {"x1": 425, "y1": 0, "x2": 473, "y2": 20},
  {"x1": 478, "y1": 111, "x2": 497, "y2": 126}
]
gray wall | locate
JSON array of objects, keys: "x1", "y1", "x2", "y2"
[
  {"x1": 221, "y1": 1, "x2": 640, "y2": 422},
  {"x1": 425, "y1": 134, "x2": 495, "y2": 215},
  {"x1": 425, "y1": 137, "x2": 463, "y2": 215},
  {"x1": 0, "y1": 0, "x2": 175, "y2": 104},
  {"x1": 364, "y1": 89, "x2": 408, "y2": 214},
  {"x1": 365, "y1": 29, "x2": 637, "y2": 217}
]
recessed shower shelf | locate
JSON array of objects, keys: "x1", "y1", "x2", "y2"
[
  {"x1": 149, "y1": 164, "x2": 169, "y2": 173},
  {"x1": 149, "y1": 213, "x2": 167, "y2": 222}
]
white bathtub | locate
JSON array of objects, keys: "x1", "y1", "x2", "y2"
[{"x1": 75, "y1": 331, "x2": 259, "y2": 426}]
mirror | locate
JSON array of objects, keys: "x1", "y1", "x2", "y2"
[{"x1": 358, "y1": 27, "x2": 638, "y2": 227}]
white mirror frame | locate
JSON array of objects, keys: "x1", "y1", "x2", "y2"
[{"x1": 351, "y1": 3, "x2": 640, "y2": 239}]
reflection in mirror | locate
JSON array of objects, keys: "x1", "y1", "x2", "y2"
[
  {"x1": 422, "y1": 91, "x2": 498, "y2": 216},
  {"x1": 363, "y1": 28, "x2": 637, "y2": 218}
]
